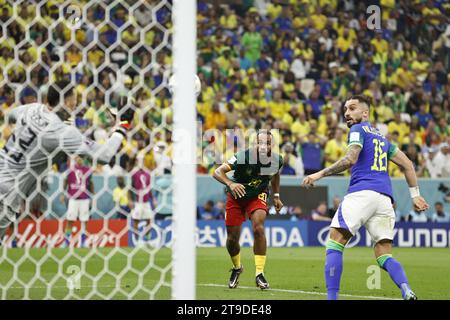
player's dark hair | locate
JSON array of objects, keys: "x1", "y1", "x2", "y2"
[
  {"x1": 47, "y1": 80, "x2": 74, "y2": 107},
  {"x1": 349, "y1": 94, "x2": 371, "y2": 109}
]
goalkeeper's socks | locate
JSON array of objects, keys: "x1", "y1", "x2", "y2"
[
  {"x1": 254, "y1": 255, "x2": 266, "y2": 276},
  {"x1": 377, "y1": 254, "x2": 410, "y2": 297},
  {"x1": 325, "y1": 239, "x2": 345, "y2": 300}
]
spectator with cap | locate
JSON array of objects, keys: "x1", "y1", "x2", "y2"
[{"x1": 21, "y1": 86, "x2": 37, "y2": 104}]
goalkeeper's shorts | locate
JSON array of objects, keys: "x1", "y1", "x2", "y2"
[{"x1": 225, "y1": 192, "x2": 268, "y2": 227}]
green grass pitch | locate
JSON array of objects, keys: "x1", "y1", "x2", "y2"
[{"x1": 1, "y1": 247, "x2": 449, "y2": 300}]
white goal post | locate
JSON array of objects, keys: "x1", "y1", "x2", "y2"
[
  {"x1": 171, "y1": 0, "x2": 197, "y2": 300},
  {"x1": 0, "y1": 0, "x2": 198, "y2": 300}
]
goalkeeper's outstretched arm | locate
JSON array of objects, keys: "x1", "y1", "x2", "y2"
[
  {"x1": 43, "y1": 97, "x2": 134, "y2": 165},
  {"x1": 42, "y1": 123, "x2": 127, "y2": 165}
]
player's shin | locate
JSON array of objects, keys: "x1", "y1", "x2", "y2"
[
  {"x1": 253, "y1": 227, "x2": 267, "y2": 276},
  {"x1": 226, "y1": 238, "x2": 241, "y2": 268},
  {"x1": 377, "y1": 254, "x2": 412, "y2": 298},
  {"x1": 226, "y1": 226, "x2": 242, "y2": 269},
  {"x1": 325, "y1": 239, "x2": 345, "y2": 300}
]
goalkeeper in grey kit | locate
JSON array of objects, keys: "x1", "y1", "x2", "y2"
[{"x1": 0, "y1": 80, "x2": 135, "y2": 241}]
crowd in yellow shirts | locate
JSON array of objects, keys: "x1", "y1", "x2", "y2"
[{"x1": 0, "y1": 0, "x2": 449, "y2": 177}]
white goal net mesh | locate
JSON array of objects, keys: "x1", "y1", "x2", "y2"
[{"x1": 0, "y1": 0, "x2": 178, "y2": 299}]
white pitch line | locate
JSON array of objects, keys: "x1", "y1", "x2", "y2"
[
  {"x1": 198, "y1": 283, "x2": 400, "y2": 300},
  {"x1": 6, "y1": 283, "x2": 400, "y2": 300}
]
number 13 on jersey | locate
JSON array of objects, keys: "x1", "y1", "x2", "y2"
[{"x1": 371, "y1": 138, "x2": 387, "y2": 172}]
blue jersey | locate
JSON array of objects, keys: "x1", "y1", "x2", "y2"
[{"x1": 347, "y1": 121, "x2": 398, "y2": 202}]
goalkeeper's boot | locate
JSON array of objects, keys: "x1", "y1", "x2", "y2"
[
  {"x1": 228, "y1": 265, "x2": 243, "y2": 289},
  {"x1": 255, "y1": 273, "x2": 269, "y2": 290}
]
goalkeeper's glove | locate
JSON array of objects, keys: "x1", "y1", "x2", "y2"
[{"x1": 113, "y1": 95, "x2": 135, "y2": 136}]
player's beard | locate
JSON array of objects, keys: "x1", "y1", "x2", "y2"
[
  {"x1": 257, "y1": 147, "x2": 271, "y2": 164},
  {"x1": 346, "y1": 115, "x2": 362, "y2": 128}
]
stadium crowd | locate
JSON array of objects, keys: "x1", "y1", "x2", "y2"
[{"x1": 0, "y1": 0, "x2": 449, "y2": 179}]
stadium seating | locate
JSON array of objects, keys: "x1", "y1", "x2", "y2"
[{"x1": 0, "y1": 0, "x2": 449, "y2": 179}]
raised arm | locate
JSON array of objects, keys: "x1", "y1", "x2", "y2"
[
  {"x1": 390, "y1": 149, "x2": 429, "y2": 212},
  {"x1": 42, "y1": 124, "x2": 125, "y2": 165}
]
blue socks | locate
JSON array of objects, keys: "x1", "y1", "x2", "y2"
[
  {"x1": 325, "y1": 244, "x2": 411, "y2": 300},
  {"x1": 324, "y1": 239, "x2": 345, "y2": 300},
  {"x1": 377, "y1": 254, "x2": 411, "y2": 297}
]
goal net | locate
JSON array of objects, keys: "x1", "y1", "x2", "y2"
[{"x1": 0, "y1": 0, "x2": 196, "y2": 300}]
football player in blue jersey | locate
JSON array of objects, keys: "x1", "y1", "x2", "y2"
[{"x1": 302, "y1": 95, "x2": 429, "y2": 300}]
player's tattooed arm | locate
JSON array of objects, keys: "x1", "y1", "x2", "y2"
[
  {"x1": 390, "y1": 149, "x2": 429, "y2": 211},
  {"x1": 302, "y1": 144, "x2": 361, "y2": 188},
  {"x1": 321, "y1": 144, "x2": 361, "y2": 177}
]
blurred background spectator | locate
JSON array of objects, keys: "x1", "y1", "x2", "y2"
[
  {"x1": 407, "y1": 207, "x2": 429, "y2": 222},
  {"x1": 431, "y1": 201, "x2": 450, "y2": 223},
  {"x1": 311, "y1": 201, "x2": 332, "y2": 222},
  {"x1": 327, "y1": 196, "x2": 341, "y2": 219},
  {"x1": 112, "y1": 176, "x2": 131, "y2": 220},
  {"x1": 197, "y1": 200, "x2": 223, "y2": 220}
]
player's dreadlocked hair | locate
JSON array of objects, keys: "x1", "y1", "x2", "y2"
[
  {"x1": 257, "y1": 129, "x2": 273, "y2": 139},
  {"x1": 349, "y1": 94, "x2": 372, "y2": 109}
]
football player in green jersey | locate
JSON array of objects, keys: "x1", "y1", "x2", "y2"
[{"x1": 213, "y1": 131, "x2": 284, "y2": 290}]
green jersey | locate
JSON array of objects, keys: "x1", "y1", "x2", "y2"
[{"x1": 226, "y1": 149, "x2": 283, "y2": 199}]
